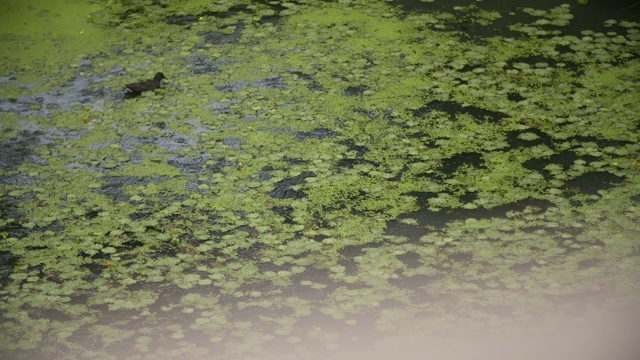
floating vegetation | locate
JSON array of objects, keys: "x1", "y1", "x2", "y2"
[{"x1": 1, "y1": 0, "x2": 640, "y2": 359}]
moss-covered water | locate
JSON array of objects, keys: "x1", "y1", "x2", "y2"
[{"x1": 1, "y1": 0, "x2": 639, "y2": 359}]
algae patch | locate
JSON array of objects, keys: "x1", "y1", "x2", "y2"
[{"x1": 1, "y1": 1, "x2": 640, "y2": 359}]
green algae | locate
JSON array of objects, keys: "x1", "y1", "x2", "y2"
[
  {"x1": 1, "y1": 1, "x2": 640, "y2": 359},
  {"x1": 0, "y1": 0, "x2": 123, "y2": 94}
]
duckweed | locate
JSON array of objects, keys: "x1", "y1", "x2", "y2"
[{"x1": 1, "y1": 1, "x2": 640, "y2": 359}]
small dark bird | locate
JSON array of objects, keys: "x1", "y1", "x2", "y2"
[{"x1": 125, "y1": 72, "x2": 166, "y2": 95}]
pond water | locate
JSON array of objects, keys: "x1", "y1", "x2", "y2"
[{"x1": 1, "y1": 0, "x2": 640, "y2": 359}]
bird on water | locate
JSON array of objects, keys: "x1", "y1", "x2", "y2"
[{"x1": 125, "y1": 72, "x2": 166, "y2": 95}]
